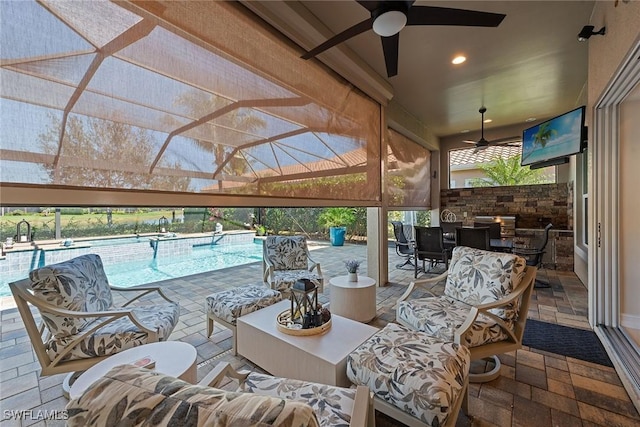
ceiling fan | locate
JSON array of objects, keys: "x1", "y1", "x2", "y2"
[
  {"x1": 301, "y1": 1, "x2": 506, "y2": 77},
  {"x1": 463, "y1": 107, "x2": 521, "y2": 152}
]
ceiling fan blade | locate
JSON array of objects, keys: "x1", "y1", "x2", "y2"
[
  {"x1": 462, "y1": 140, "x2": 477, "y2": 144},
  {"x1": 380, "y1": 34, "x2": 399, "y2": 77},
  {"x1": 488, "y1": 136, "x2": 522, "y2": 145},
  {"x1": 356, "y1": 1, "x2": 415, "y2": 13},
  {"x1": 301, "y1": 17, "x2": 374, "y2": 59},
  {"x1": 406, "y1": 6, "x2": 506, "y2": 27},
  {"x1": 473, "y1": 146, "x2": 487, "y2": 154},
  {"x1": 355, "y1": 1, "x2": 385, "y2": 12}
]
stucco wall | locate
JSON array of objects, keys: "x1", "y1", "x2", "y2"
[
  {"x1": 586, "y1": 0, "x2": 640, "y2": 319},
  {"x1": 587, "y1": 1, "x2": 640, "y2": 111},
  {"x1": 575, "y1": 0, "x2": 640, "y2": 288}
]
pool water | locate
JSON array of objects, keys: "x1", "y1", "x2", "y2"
[
  {"x1": 0, "y1": 242, "x2": 263, "y2": 297},
  {"x1": 103, "y1": 243, "x2": 263, "y2": 287}
]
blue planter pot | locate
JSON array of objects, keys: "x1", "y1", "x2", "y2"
[{"x1": 329, "y1": 226, "x2": 346, "y2": 246}]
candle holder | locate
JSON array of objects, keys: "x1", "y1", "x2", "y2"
[
  {"x1": 277, "y1": 279, "x2": 331, "y2": 336},
  {"x1": 290, "y1": 279, "x2": 319, "y2": 328}
]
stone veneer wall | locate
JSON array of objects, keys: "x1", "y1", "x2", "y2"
[
  {"x1": 440, "y1": 183, "x2": 574, "y2": 270},
  {"x1": 441, "y1": 183, "x2": 572, "y2": 229}
]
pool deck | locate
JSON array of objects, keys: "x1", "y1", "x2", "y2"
[{"x1": 0, "y1": 242, "x2": 638, "y2": 426}]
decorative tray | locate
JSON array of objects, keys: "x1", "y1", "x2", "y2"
[{"x1": 276, "y1": 309, "x2": 331, "y2": 336}]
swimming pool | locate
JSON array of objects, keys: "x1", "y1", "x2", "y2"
[
  {"x1": 0, "y1": 241, "x2": 263, "y2": 297},
  {"x1": 103, "y1": 243, "x2": 263, "y2": 287}
]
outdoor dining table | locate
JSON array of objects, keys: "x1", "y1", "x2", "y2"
[
  {"x1": 443, "y1": 230, "x2": 513, "y2": 253},
  {"x1": 490, "y1": 238, "x2": 514, "y2": 252}
]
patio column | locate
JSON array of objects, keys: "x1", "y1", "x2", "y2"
[
  {"x1": 367, "y1": 207, "x2": 388, "y2": 286},
  {"x1": 55, "y1": 208, "x2": 61, "y2": 239}
]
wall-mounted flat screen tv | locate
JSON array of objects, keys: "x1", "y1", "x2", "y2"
[{"x1": 521, "y1": 106, "x2": 586, "y2": 167}]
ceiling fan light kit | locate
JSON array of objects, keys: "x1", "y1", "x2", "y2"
[
  {"x1": 301, "y1": 0, "x2": 506, "y2": 77},
  {"x1": 372, "y1": 10, "x2": 407, "y2": 36}
]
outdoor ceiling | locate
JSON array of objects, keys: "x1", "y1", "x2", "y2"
[{"x1": 247, "y1": 1, "x2": 594, "y2": 139}]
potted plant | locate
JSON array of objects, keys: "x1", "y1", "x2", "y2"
[
  {"x1": 317, "y1": 207, "x2": 355, "y2": 246},
  {"x1": 344, "y1": 259, "x2": 361, "y2": 282},
  {"x1": 255, "y1": 224, "x2": 267, "y2": 236}
]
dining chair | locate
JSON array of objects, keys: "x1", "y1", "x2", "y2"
[
  {"x1": 512, "y1": 223, "x2": 553, "y2": 288},
  {"x1": 440, "y1": 221, "x2": 462, "y2": 250},
  {"x1": 413, "y1": 226, "x2": 449, "y2": 278},
  {"x1": 456, "y1": 227, "x2": 490, "y2": 250},
  {"x1": 391, "y1": 221, "x2": 415, "y2": 269},
  {"x1": 473, "y1": 221, "x2": 502, "y2": 240}
]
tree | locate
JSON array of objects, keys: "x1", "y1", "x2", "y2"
[
  {"x1": 533, "y1": 122, "x2": 557, "y2": 148},
  {"x1": 39, "y1": 116, "x2": 190, "y2": 191},
  {"x1": 470, "y1": 155, "x2": 552, "y2": 187},
  {"x1": 174, "y1": 91, "x2": 266, "y2": 190}
]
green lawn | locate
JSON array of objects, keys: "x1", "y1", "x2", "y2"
[{"x1": 0, "y1": 209, "x2": 211, "y2": 240}]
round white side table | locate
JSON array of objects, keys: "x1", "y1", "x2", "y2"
[
  {"x1": 329, "y1": 275, "x2": 377, "y2": 322},
  {"x1": 69, "y1": 341, "x2": 197, "y2": 400}
]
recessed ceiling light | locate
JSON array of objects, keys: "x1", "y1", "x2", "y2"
[
  {"x1": 483, "y1": 119, "x2": 492, "y2": 123},
  {"x1": 452, "y1": 55, "x2": 466, "y2": 65},
  {"x1": 460, "y1": 129, "x2": 470, "y2": 133},
  {"x1": 525, "y1": 117, "x2": 537, "y2": 122}
]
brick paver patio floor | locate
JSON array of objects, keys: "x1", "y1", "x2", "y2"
[{"x1": 1, "y1": 241, "x2": 638, "y2": 426}]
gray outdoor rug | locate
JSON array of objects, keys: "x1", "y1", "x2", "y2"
[{"x1": 523, "y1": 319, "x2": 613, "y2": 367}]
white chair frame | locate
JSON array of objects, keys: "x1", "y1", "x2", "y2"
[
  {"x1": 10, "y1": 279, "x2": 176, "y2": 395},
  {"x1": 201, "y1": 362, "x2": 373, "y2": 427},
  {"x1": 396, "y1": 265, "x2": 537, "y2": 383},
  {"x1": 262, "y1": 237, "x2": 324, "y2": 293}
]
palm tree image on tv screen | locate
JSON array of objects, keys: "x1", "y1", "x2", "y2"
[{"x1": 521, "y1": 106, "x2": 585, "y2": 167}]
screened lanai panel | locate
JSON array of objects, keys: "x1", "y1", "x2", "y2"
[
  {"x1": 386, "y1": 129, "x2": 431, "y2": 208},
  {"x1": 0, "y1": 0, "x2": 381, "y2": 204}
]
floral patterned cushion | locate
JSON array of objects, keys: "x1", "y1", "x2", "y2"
[
  {"x1": 45, "y1": 302, "x2": 179, "y2": 362},
  {"x1": 272, "y1": 270, "x2": 323, "y2": 293},
  {"x1": 264, "y1": 236, "x2": 310, "y2": 270},
  {"x1": 444, "y1": 246, "x2": 526, "y2": 321},
  {"x1": 347, "y1": 323, "x2": 469, "y2": 427},
  {"x1": 30, "y1": 254, "x2": 114, "y2": 338},
  {"x1": 206, "y1": 285, "x2": 282, "y2": 324},
  {"x1": 397, "y1": 295, "x2": 512, "y2": 347},
  {"x1": 66, "y1": 365, "x2": 320, "y2": 427},
  {"x1": 242, "y1": 372, "x2": 357, "y2": 427}
]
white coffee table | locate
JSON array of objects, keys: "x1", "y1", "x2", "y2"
[
  {"x1": 237, "y1": 300, "x2": 378, "y2": 387},
  {"x1": 69, "y1": 341, "x2": 197, "y2": 400},
  {"x1": 329, "y1": 275, "x2": 377, "y2": 322}
]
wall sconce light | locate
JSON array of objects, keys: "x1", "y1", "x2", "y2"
[{"x1": 577, "y1": 25, "x2": 606, "y2": 42}]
